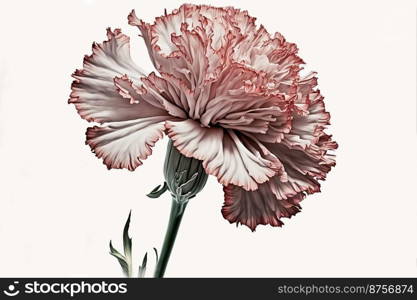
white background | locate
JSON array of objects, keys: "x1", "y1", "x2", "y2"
[{"x1": 0, "y1": 0, "x2": 416, "y2": 277}]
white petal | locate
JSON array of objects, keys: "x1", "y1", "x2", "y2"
[
  {"x1": 86, "y1": 116, "x2": 168, "y2": 171},
  {"x1": 165, "y1": 119, "x2": 283, "y2": 191},
  {"x1": 69, "y1": 28, "x2": 148, "y2": 123}
]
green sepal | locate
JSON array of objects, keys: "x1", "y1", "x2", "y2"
[{"x1": 147, "y1": 182, "x2": 168, "y2": 198}]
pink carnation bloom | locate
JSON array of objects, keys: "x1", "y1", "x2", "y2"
[{"x1": 69, "y1": 4, "x2": 337, "y2": 231}]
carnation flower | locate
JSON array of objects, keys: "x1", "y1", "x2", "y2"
[{"x1": 69, "y1": 4, "x2": 337, "y2": 233}]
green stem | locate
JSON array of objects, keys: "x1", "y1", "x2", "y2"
[{"x1": 154, "y1": 198, "x2": 188, "y2": 278}]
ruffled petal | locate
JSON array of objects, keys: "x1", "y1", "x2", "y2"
[
  {"x1": 221, "y1": 128, "x2": 337, "y2": 230},
  {"x1": 266, "y1": 142, "x2": 335, "y2": 181},
  {"x1": 69, "y1": 28, "x2": 149, "y2": 123},
  {"x1": 128, "y1": 5, "x2": 298, "y2": 138},
  {"x1": 199, "y1": 63, "x2": 292, "y2": 137},
  {"x1": 282, "y1": 74, "x2": 332, "y2": 150},
  {"x1": 165, "y1": 119, "x2": 285, "y2": 191},
  {"x1": 69, "y1": 29, "x2": 176, "y2": 171},
  {"x1": 128, "y1": 8, "x2": 218, "y2": 119},
  {"x1": 86, "y1": 116, "x2": 168, "y2": 171},
  {"x1": 222, "y1": 183, "x2": 304, "y2": 231},
  {"x1": 139, "y1": 72, "x2": 188, "y2": 119},
  {"x1": 128, "y1": 9, "x2": 203, "y2": 83}
]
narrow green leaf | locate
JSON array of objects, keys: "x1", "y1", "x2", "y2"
[
  {"x1": 153, "y1": 247, "x2": 159, "y2": 263},
  {"x1": 147, "y1": 182, "x2": 168, "y2": 198},
  {"x1": 123, "y1": 211, "x2": 132, "y2": 257},
  {"x1": 109, "y1": 241, "x2": 129, "y2": 277},
  {"x1": 122, "y1": 211, "x2": 133, "y2": 277},
  {"x1": 109, "y1": 241, "x2": 125, "y2": 260},
  {"x1": 138, "y1": 252, "x2": 148, "y2": 278}
]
